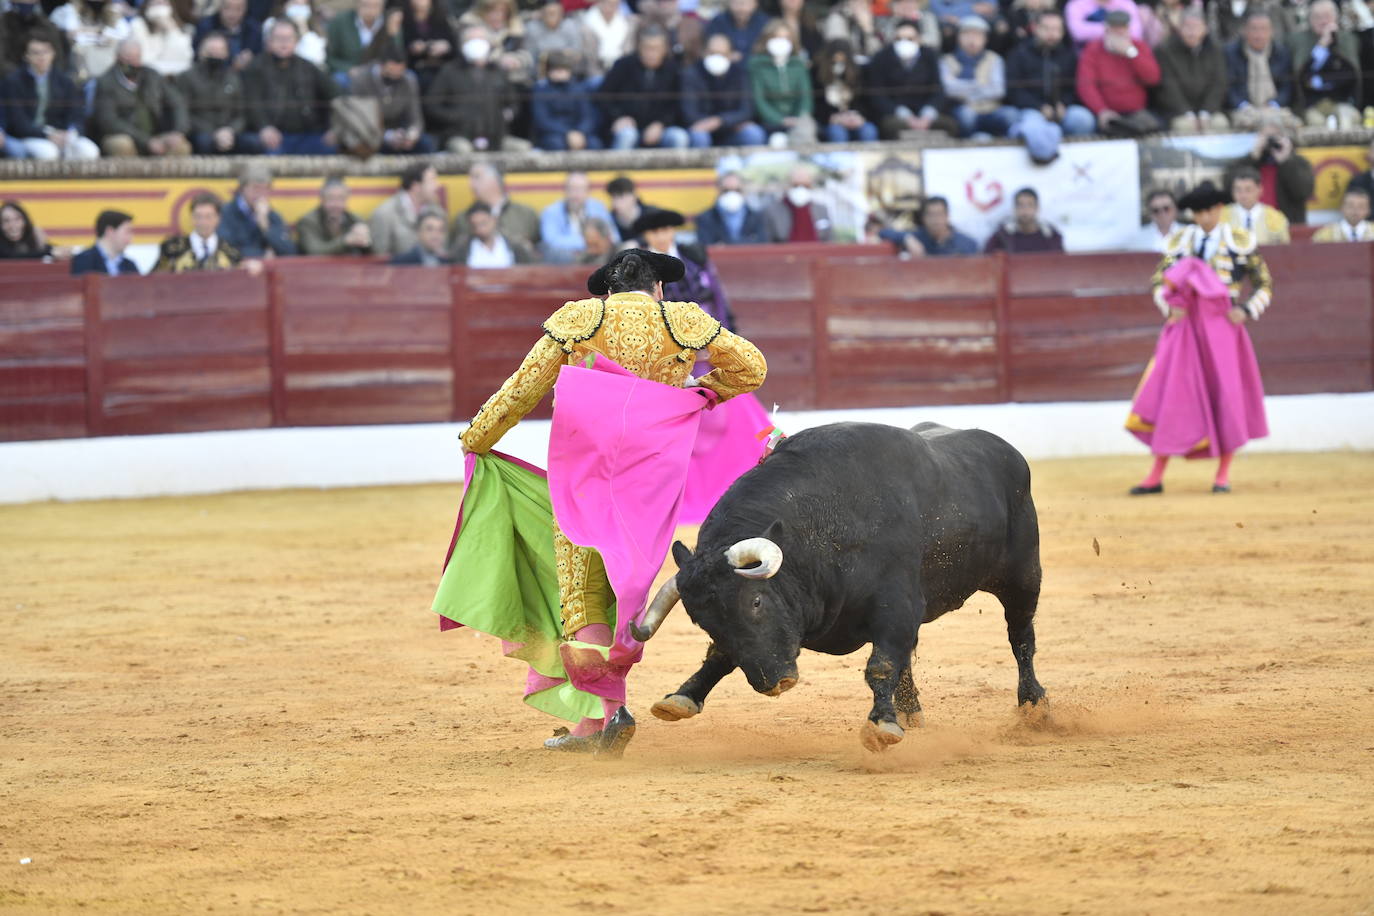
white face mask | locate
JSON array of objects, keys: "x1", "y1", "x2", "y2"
[
  {"x1": 702, "y1": 52, "x2": 730, "y2": 76},
  {"x1": 462, "y1": 37, "x2": 492, "y2": 62},
  {"x1": 786, "y1": 185, "x2": 811, "y2": 207},
  {"x1": 832, "y1": 59, "x2": 847, "y2": 75},
  {"x1": 894, "y1": 38, "x2": 919, "y2": 60},
  {"x1": 766, "y1": 36, "x2": 792, "y2": 59},
  {"x1": 718, "y1": 190, "x2": 744, "y2": 213},
  {"x1": 147, "y1": 4, "x2": 173, "y2": 20},
  {"x1": 285, "y1": 2, "x2": 311, "y2": 21}
]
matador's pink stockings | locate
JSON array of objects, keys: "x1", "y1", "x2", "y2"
[
  {"x1": 1138, "y1": 453, "x2": 1235, "y2": 489},
  {"x1": 567, "y1": 623, "x2": 620, "y2": 737}
]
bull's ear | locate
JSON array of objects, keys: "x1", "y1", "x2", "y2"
[
  {"x1": 764, "y1": 519, "x2": 786, "y2": 543},
  {"x1": 671, "y1": 540, "x2": 693, "y2": 568}
]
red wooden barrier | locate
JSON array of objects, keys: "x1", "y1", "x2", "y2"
[{"x1": 2, "y1": 243, "x2": 1371, "y2": 443}]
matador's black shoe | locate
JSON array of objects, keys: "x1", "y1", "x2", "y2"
[
  {"x1": 1129, "y1": 483, "x2": 1163, "y2": 495},
  {"x1": 1212, "y1": 483, "x2": 1231, "y2": 493},
  {"x1": 595, "y1": 707, "x2": 636, "y2": 759},
  {"x1": 544, "y1": 727, "x2": 599, "y2": 753}
]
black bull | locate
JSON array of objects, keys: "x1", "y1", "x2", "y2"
[{"x1": 630, "y1": 421, "x2": 1046, "y2": 751}]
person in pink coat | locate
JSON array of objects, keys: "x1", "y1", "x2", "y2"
[{"x1": 1065, "y1": 0, "x2": 1144, "y2": 46}]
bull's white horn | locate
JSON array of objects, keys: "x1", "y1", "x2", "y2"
[
  {"x1": 630, "y1": 575, "x2": 680, "y2": 641},
  {"x1": 725, "y1": 538, "x2": 783, "y2": 579}
]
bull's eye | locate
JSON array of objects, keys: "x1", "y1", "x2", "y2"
[{"x1": 752, "y1": 596, "x2": 762, "y2": 610}]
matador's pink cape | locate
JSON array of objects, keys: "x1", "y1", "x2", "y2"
[
  {"x1": 1126, "y1": 257, "x2": 1268, "y2": 458},
  {"x1": 677, "y1": 393, "x2": 773, "y2": 525}
]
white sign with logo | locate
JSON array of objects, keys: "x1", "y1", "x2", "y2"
[{"x1": 921, "y1": 141, "x2": 1142, "y2": 252}]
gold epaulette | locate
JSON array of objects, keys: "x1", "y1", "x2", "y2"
[
  {"x1": 1226, "y1": 224, "x2": 1257, "y2": 254},
  {"x1": 661, "y1": 300, "x2": 722, "y2": 350},
  {"x1": 542, "y1": 298, "x2": 606, "y2": 351}
]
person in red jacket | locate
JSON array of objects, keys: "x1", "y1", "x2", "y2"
[{"x1": 1076, "y1": 9, "x2": 1162, "y2": 135}]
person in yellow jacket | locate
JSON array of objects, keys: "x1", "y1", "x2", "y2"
[
  {"x1": 1312, "y1": 187, "x2": 1374, "y2": 242},
  {"x1": 1223, "y1": 167, "x2": 1290, "y2": 244}
]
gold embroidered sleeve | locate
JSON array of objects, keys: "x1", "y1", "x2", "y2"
[
  {"x1": 697, "y1": 327, "x2": 767, "y2": 401},
  {"x1": 460, "y1": 335, "x2": 565, "y2": 453},
  {"x1": 1243, "y1": 251, "x2": 1273, "y2": 319}
]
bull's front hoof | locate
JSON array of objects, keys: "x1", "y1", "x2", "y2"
[
  {"x1": 897, "y1": 709, "x2": 925, "y2": 730},
  {"x1": 860, "y1": 719, "x2": 905, "y2": 752},
  {"x1": 651, "y1": 694, "x2": 702, "y2": 722}
]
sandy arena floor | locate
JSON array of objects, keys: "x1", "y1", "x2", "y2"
[{"x1": 2, "y1": 451, "x2": 1372, "y2": 914}]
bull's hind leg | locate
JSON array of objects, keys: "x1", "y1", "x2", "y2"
[
  {"x1": 894, "y1": 664, "x2": 925, "y2": 730},
  {"x1": 994, "y1": 578, "x2": 1046, "y2": 708},
  {"x1": 651, "y1": 641, "x2": 736, "y2": 721}
]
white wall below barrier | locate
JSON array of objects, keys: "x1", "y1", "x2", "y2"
[{"x1": 2, "y1": 392, "x2": 1371, "y2": 504}]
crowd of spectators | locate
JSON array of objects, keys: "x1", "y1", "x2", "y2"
[{"x1": 4, "y1": 0, "x2": 1374, "y2": 163}]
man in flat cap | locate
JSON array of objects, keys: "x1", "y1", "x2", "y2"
[
  {"x1": 1126, "y1": 180, "x2": 1271, "y2": 495},
  {"x1": 1076, "y1": 8, "x2": 1162, "y2": 135},
  {"x1": 437, "y1": 249, "x2": 767, "y2": 758}
]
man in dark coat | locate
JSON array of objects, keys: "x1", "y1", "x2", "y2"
[
  {"x1": 391, "y1": 211, "x2": 454, "y2": 266},
  {"x1": 680, "y1": 32, "x2": 767, "y2": 147},
  {"x1": 529, "y1": 50, "x2": 602, "y2": 151},
  {"x1": 1221, "y1": 125, "x2": 1314, "y2": 225},
  {"x1": 423, "y1": 24, "x2": 522, "y2": 153},
  {"x1": 178, "y1": 32, "x2": 262, "y2": 154},
  {"x1": 695, "y1": 171, "x2": 767, "y2": 246},
  {"x1": 984, "y1": 187, "x2": 1065, "y2": 253},
  {"x1": 1223, "y1": 11, "x2": 1299, "y2": 130},
  {"x1": 1005, "y1": 11, "x2": 1095, "y2": 162},
  {"x1": 71, "y1": 210, "x2": 140, "y2": 276},
  {"x1": 596, "y1": 24, "x2": 689, "y2": 149},
  {"x1": 863, "y1": 18, "x2": 957, "y2": 139},
  {"x1": 93, "y1": 39, "x2": 192, "y2": 157},
  {"x1": 1155, "y1": 12, "x2": 1230, "y2": 131},
  {"x1": 242, "y1": 20, "x2": 338, "y2": 155}
]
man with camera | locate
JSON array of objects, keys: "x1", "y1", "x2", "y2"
[{"x1": 1222, "y1": 124, "x2": 1315, "y2": 226}]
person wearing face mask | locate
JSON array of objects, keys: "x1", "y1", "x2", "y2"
[
  {"x1": 93, "y1": 38, "x2": 193, "y2": 156},
  {"x1": 695, "y1": 171, "x2": 767, "y2": 246},
  {"x1": 261, "y1": 0, "x2": 326, "y2": 69},
  {"x1": 681, "y1": 32, "x2": 768, "y2": 147},
  {"x1": 346, "y1": 38, "x2": 435, "y2": 153},
  {"x1": 764, "y1": 164, "x2": 833, "y2": 243},
  {"x1": 179, "y1": 32, "x2": 262, "y2": 153},
  {"x1": 865, "y1": 18, "x2": 958, "y2": 139},
  {"x1": 50, "y1": 0, "x2": 130, "y2": 82},
  {"x1": 423, "y1": 24, "x2": 530, "y2": 152},
  {"x1": 814, "y1": 37, "x2": 878, "y2": 142},
  {"x1": 748, "y1": 20, "x2": 816, "y2": 147},
  {"x1": 130, "y1": 0, "x2": 194, "y2": 76},
  {"x1": 243, "y1": 19, "x2": 339, "y2": 155},
  {"x1": 530, "y1": 48, "x2": 602, "y2": 150},
  {"x1": 2, "y1": 35, "x2": 101, "y2": 160}
]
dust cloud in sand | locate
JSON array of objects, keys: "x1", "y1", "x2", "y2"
[{"x1": 2, "y1": 452, "x2": 1372, "y2": 914}]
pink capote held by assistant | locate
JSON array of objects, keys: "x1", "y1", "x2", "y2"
[{"x1": 1126, "y1": 257, "x2": 1268, "y2": 458}]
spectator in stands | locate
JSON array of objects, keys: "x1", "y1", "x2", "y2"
[
  {"x1": 928, "y1": 0, "x2": 1006, "y2": 52},
  {"x1": 579, "y1": 217, "x2": 616, "y2": 265},
  {"x1": 606, "y1": 175, "x2": 655, "y2": 241},
  {"x1": 424, "y1": 25, "x2": 527, "y2": 152},
  {"x1": 261, "y1": 0, "x2": 327, "y2": 69},
  {"x1": 1076, "y1": 9, "x2": 1161, "y2": 135},
  {"x1": 181, "y1": 32, "x2": 261, "y2": 154},
  {"x1": 371, "y1": 162, "x2": 442, "y2": 257},
  {"x1": 51, "y1": 0, "x2": 130, "y2": 83},
  {"x1": 940, "y1": 16, "x2": 1017, "y2": 137},
  {"x1": 2, "y1": 35, "x2": 101, "y2": 161},
  {"x1": 696, "y1": 171, "x2": 768, "y2": 245},
  {"x1": 1064, "y1": 0, "x2": 1143, "y2": 48},
  {"x1": 452, "y1": 201, "x2": 536, "y2": 268},
  {"x1": 530, "y1": 48, "x2": 602, "y2": 150},
  {"x1": 2, "y1": 3, "x2": 67, "y2": 77},
  {"x1": 1222, "y1": 125, "x2": 1313, "y2": 224},
  {"x1": 193, "y1": 0, "x2": 260, "y2": 69},
  {"x1": 580, "y1": 0, "x2": 635, "y2": 74},
  {"x1": 71, "y1": 209, "x2": 140, "y2": 276},
  {"x1": 1313, "y1": 187, "x2": 1373, "y2": 242},
  {"x1": 1139, "y1": 0, "x2": 1200, "y2": 48},
  {"x1": 706, "y1": 0, "x2": 769, "y2": 57},
  {"x1": 526, "y1": 0, "x2": 591, "y2": 78},
  {"x1": 1346, "y1": 138, "x2": 1374, "y2": 202},
  {"x1": 244, "y1": 20, "x2": 338, "y2": 155},
  {"x1": 683, "y1": 32, "x2": 768, "y2": 147},
  {"x1": 390, "y1": 211, "x2": 453, "y2": 266},
  {"x1": 1006, "y1": 11, "x2": 1094, "y2": 164},
  {"x1": 1, "y1": 200, "x2": 69, "y2": 260},
  {"x1": 462, "y1": 162, "x2": 540, "y2": 253},
  {"x1": 94, "y1": 39, "x2": 193, "y2": 157},
  {"x1": 348, "y1": 39, "x2": 435, "y2": 153},
  {"x1": 778, "y1": 0, "x2": 822, "y2": 59},
  {"x1": 881, "y1": 0, "x2": 943, "y2": 50},
  {"x1": 539, "y1": 170, "x2": 617, "y2": 263},
  {"x1": 130, "y1": 0, "x2": 193, "y2": 77},
  {"x1": 1155, "y1": 11, "x2": 1228, "y2": 131},
  {"x1": 865, "y1": 18, "x2": 957, "y2": 139},
  {"x1": 1223, "y1": 166, "x2": 1290, "y2": 243},
  {"x1": 984, "y1": 186, "x2": 1064, "y2": 252},
  {"x1": 325, "y1": 0, "x2": 386, "y2": 82},
  {"x1": 1224, "y1": 11, "x2": 1298, "y2": 129},
  {"x1": 881, "y1": 195, "x2": 979, "y2": 255},
  {"x1": 296, "y1": 176, "x2": 373, "y2": 256},
  {"x1": 764, "y1": 164, "x2": 832, "y2": 243},
  {"x1": 401, "y1": 0, "x2": 455, "y2": 92},
  {"x1": 749, "y1": 19, "x2": 816, "y2": 146},
  {"x1": 598, "y1": 25, "x2": 689, "y2": 149},
  {"x1": 822, "y1": 0, "x2": 882, "y2": 64},
  {"x1": 456, "y1": 0, "x2": 532, "y2": 86},
  {"x1": 1206, "y1": 0, "x2": 1293, "y2": 47},
  {"x1": 814, "y1": 38, "x2": 877, "y2": 143},
  {"x1": 1291, "y1": 0, "x2": 1362, "y2": 128},
  {"x1": 220, "y1": 163, "x2": 297, "y2": 258},
  {"x1": 154, "y1": 192, "x2": 243, "y2": 273},
  {"x1": 1130, "y1": 188, "x2": 1183, "y2": 251}
]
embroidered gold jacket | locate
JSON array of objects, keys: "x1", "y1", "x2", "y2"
[
  {"x1": 153, "y1": 235, "x2": 243, "y2": 273},
  {"x1": 1151, "y1": 223, "x2": 1273, "y2": 320},
  {"x1": 460, "y1": 291, "x2": 768, "y2": 453}
]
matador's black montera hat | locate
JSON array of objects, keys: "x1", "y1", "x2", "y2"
[{"x1": 586, "y1": 248, "x2": 685, "y2": 296}]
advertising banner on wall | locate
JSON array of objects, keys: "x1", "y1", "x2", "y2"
[{"x1": 922, "y1": 140, "x2": 1141, "y2": 252}]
